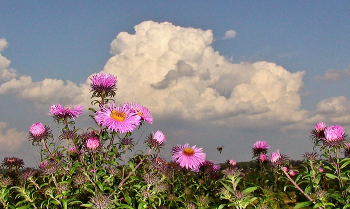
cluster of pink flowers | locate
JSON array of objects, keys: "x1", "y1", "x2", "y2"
[
  {"x1": 312, "y1": 122, "x2": 346, "y2": 147},
  {"x1": 253, "y1": 141, "x2": 270, "y2": 162}
]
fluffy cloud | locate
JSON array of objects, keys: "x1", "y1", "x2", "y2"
[
  {"x1": 0, "y1": 121, "x2": 27, "y2": 152},
  {"x1": 104, "y1": 21, "x2": 307, "y2": 127},
  {"x1": 0, "y1": 75, "x2": 90, "y2": 109},
  {"x1": 0, "y1": 38, "x2": 18, "y2": 82},
  {"x1": 315, "y1": 66, "x2": 350, "y2": 81},
  {"x1": 223, "y1": 30, "x2": 237, "y2": 39},
  {"x1": 1, "y1": 21, "x2": 348, "y2": 130}
]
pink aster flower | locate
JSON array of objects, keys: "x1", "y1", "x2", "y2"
[
  {"x1": 289, "y1": 170, "x2": 296, "y2": 176},
  {"x1": 153, "y1": 130, "x2": 166, "y2": 145},
  {"x1": 324, "y1": 125, "x2": 345, "y2": 143},
  {"x1": 228, "y1": 159, "x2": 237, "y2": 167},
  {"x1": 89, "y1": 73, "x2": 118, "y2": 98},
  {"x1": 270, "y1": 150, "x2": 284, "y2": 166},
  {"x1": 315, "y1": 122, "x2": 326, "y2": 132},
  {"x1": 259, "y1": 153, "x2": 268, "y2": 162},
  {"x1": 253, "y1": 141, "x2": 270, "y2": 155},
  {"x1": 94, "y1": 102, "x2": 141, "y2": 133},
  {"x1": 318, "y1": 167, "x2": 324, "y2": 173},
  {"x1": 86, "y1": 137, "x2": 100, "y2": 151},
  {"x1": 28, "y1": 122, "x2": 52, "y2": 145},
  {"x1": 125, "y1": 102, "x2": 153, "y2": 124},
  {"x1": 172, "y1": 143, "x2": 206, "y2": 170},
  {"x1": 49, "y1": 104, "x2": 84, "y2": 120},
  {"x1": 29, "y1": 122, "x2": 45, "y2": 136}
]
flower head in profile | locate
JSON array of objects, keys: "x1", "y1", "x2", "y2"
[
  {"x1": 94, "y1": 102, "x2": 141, "y2": 133},
  {"x1": 270, "y1": 150, "x2": 287, "y2": 166},
  {"x1": 311, "y1": 122, "x2": 327, "y2": 143},
  {"x1": 125, "y1": 102, "x2": 153, "y2": 124},
  {"x1": 49, "y1": 104, "x2": 84, "y2": 120},
  {"x1": 252, "y1": 141, "x2": 270, "y2": 156},
  {"x1": 323, "y1": 125, "x2": 346, "y2": 146},
  {"x1": 28, "y1": 122, "x2": 52, "y2": 145},
  {"x1": 172, "y1": 143, "x2": 206, "y2": 170},
  {"x1": 90, "y1": 73, "x2": 118, "y2": 98},
  {"x1": 146, "y1": 130, "x2": 166, "y2": 149}
]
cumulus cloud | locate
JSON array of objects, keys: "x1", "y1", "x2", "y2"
[
  {"x1": 103, "y1": 21, "x2": 307, "y2": 128},
  {"x1": 223, "y1": 30, "x2": 237, "y2": 39},
  {"x1": 0, "y1": 121, "x2": 27, "y2": 152},
  {"x1": 0, "y1": 38, "x2": 18, "y2": 82},
  {"x1": 0, "y1": 75, "x2": 90, "y2": 109},
  {"x1": 315, "y1": 66, "x2": 350, "y2": 81},
  {"x1": 2, "y1": 21, "x2": 348, "y2": 130}
]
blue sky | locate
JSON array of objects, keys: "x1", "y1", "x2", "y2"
[{"x1": 0, "y1": 1, "x2": 350, "y2": 166}]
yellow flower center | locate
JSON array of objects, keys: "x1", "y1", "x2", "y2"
[
  {"x1": 134, "y1": 108, "x2": 143, "y2": 116},
  {"x1": 110, "y1": 110, "x2": 126, "y2": 121},
  {"x1": 183, "y1": 148, "x2": 194, "y2": 156}
]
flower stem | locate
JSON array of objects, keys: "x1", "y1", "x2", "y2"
[
  {"x1": 41, "y1": 139, "x2": 70, "y2": 175},
  {"x1": 281, "y1": 167, "x2": 317, "y2": 205}
]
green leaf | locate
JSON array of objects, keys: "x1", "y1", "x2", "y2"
[
  {"x1": 340, "y1": 160, "x2": 350, "y2": 169},
  {"x1": 325, "y1": 173, "x2": 338, "y2": 179},
  {"x1": 293, "y1": 201, "x2": 313, "y2": 209},
  {"x1": 243, "y1": 186, "x2": 257, "y2": 194},
  {"x1": 218, "y1": 204, "x2": 226, "y2": 209},
  {"x1": 80, "y1": 203, "x2": 93, "y2": 208}
]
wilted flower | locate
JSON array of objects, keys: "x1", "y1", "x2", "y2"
[
  {"x1": 20, "y1": 167, "x2": 37, "y2": 181},
  {"x1": 86, "y1": 137, "x2": 100, "y2": 152},
  {"x1": 303, "y1": 152, "x2": 318, "y2": 161},
  {"x1": 59, "y1": 129, "x2": 78, "y2": 141},
  {"x1": 2, "y1": 157, "x2": 25, "y2": 170},
  {"x1": 143, "y1": 172, "x2": 159, "y2": 185},
  {"x1": 125, "y1": 102, "x2": 153, "y2": 124},
  {"x1": 90, "y1": 73, "x2": 117, "y2": 98},
  {"x1": 90, "y1": 193, "x2": 111, "y2": 209},
  {"x1": 49, "y1": 104, "x2": 84, "y2": 120},
  {"x1": 40, "y1": 160, "x2": 59, "y2": 175},
  {"x1": 0, "y1": 176, "x2": 12, "y2": 187},
  {"x1": 29, "y1": 122, "x2": 52, "y2": 145},
  {"x1": 73, "y1": 173, "x2": 87, "y2": 185},
  {"x1": 253, "y1": 141, "x2": 270, "y2": 156},
  {"x1": 94, "y1": 102, "x2": 141, "y2": 133},
  {"x1": 172, "y1": 143, "x2": 206, "y2": 170}
]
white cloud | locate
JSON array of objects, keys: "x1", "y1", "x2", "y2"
[
  {"x1": 1, "y1": 21, "x2": 348, "y2": 131},
  {"x1": 315, "y1": 66, "x2": 350, "y2": 81},
  {"x1": 0, "y1": 121, "x2": 27, "y2": 152},
  {"x1": 104, "y1": 21, "x2": 307, "y2": 128},
  {"x1": 0, "y1": 75, "x2": 90, "y2": 109},
  {"x1": 223, "y1": 30, "x2": 237, "y2": 39},
  {"x1": 0, "y1": 38, "x2": 18, "y2": 82}
]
